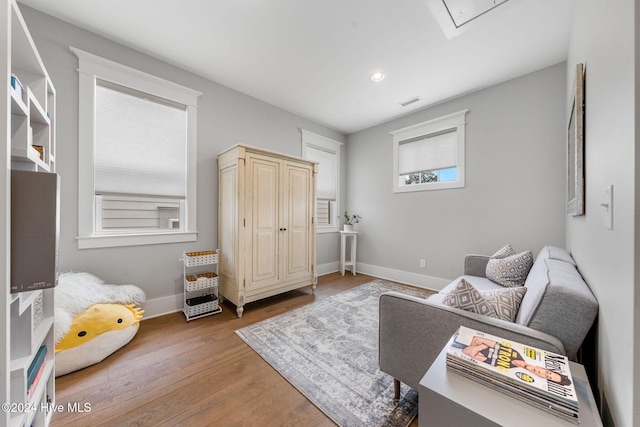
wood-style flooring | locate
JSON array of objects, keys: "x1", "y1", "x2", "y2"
[{"x1": 51, "y1": 272, "x2": 419, "y2": 426}]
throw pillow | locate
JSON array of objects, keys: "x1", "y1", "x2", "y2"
[
  {"x1": 486, "y1": 245, "x2": 534, "y2": 287},
  {"x1": 442, "y1": 279, "x2": 498, "y2": 318},
  {"x1": 481, "y1": 286, "x2": 527, "y2": 322},
  {"x1": 491, "y1": 244, "x2": 515, "y2": 259}
]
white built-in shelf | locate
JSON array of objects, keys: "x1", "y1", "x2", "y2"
[{"x1": 3, "y1": 1, "x2": 57, "y2": 426}]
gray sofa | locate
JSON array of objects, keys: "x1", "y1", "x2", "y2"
[{"x1": 379, "y1": 245, "x2": 598, "y2": 396}]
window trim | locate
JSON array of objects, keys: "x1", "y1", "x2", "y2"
[
  {"x1": 391, "y1": 109, "x2": 468, "y2": 193},
  {"x1": 301, "y1": 129, "x2": 343, "y2": 234},
  {"x1": 72, "y1": 47, "x2": 202, "y2": 249}
]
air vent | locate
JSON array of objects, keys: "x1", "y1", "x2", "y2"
[{"x1": 399, "y1": 96, "x2": 422, "y2": 107}]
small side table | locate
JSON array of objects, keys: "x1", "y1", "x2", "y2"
[
  {"x1": 419, "y1": 341, "x2": 603, "y2": 427},
  {"x1": 339, "y1": 231, "x2": 358, "y2": 276}
]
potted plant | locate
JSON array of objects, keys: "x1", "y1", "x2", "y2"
[{"x1": 340, "y1": 211, "x2": 361, "y2": 232}]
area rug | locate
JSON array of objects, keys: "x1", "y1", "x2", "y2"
[{"x1": 235, "y1": 279, "x2": 433, "y2": 427}]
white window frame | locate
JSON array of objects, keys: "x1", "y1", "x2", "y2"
[
  {"x1": 301, "y1": 129, "x2": 343, "y2": 234},
  {"x1": 391, "y1": 109, "x2": 468, "y2": 193},
  {"x1": 72, "y1": 47, "x2": 202, "y2": 249}
]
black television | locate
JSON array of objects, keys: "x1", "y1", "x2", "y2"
[{"x1": 10, "y1": 170, "x2": 59, "y2": 293}]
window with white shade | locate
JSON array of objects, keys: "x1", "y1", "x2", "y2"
[
  {"x1": 391, "y1": 110, "x2": 468, "y2": 193},
  {"x1": 301, "y1": 130, "x2": 343, "y2": 233},
  {"x1": 72, "y1": 47, "x2": 202, "y2": 248}
]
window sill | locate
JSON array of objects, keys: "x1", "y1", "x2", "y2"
[
  {"x1": 317, "y1": 226, "x2": 340, "y2": 234},
  {"x1": 393, "y1": 179, "x2": 465, "y2": 193},
  {"x1": 77, "y1": 231, "x2": 198, "y2": 249}
]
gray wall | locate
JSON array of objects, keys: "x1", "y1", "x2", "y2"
[
  {"x1": 567, "y1": 1, "x2": 638, "y2": 426},
  {"x1": 346, "y1": 63, "x2": 567, "y2": 287},
  {"x1": 21, "y1": 6, "x2": 346, "y2": 316},
  {"x1": 23, "y1": 0, "x2": 569, "y2": 314}
]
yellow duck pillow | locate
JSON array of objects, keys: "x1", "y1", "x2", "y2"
[{"x1": 55, "y1": 272, "x2": 145, "y2": 376}]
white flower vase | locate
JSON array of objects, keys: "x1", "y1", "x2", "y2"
[{"x1": 343, "y1": 224, "x2": 354, "y2": 232}]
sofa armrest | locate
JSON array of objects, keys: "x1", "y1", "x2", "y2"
[
  {"x1": 378, "y1": 291, "x2": 566, "y2": 391},
  {"x1": 464, "y1": 255, "x2": 490, "y2": 277}
]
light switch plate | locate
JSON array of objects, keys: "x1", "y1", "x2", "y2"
[{"x1": 604, "y1": 185, "x2": 613, "y2": 230}]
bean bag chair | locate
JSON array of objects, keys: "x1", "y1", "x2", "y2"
[{"x1": 54, "y1": 272, "x2": 145, "y2": 376}]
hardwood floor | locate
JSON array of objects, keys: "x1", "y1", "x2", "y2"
[{"x1": 51, "y1": 273, "x2": 419, "y2": 427}]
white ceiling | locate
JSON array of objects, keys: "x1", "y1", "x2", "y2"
[{"x1": 18, "y1": 0, "x2": 575, "y2": 134}]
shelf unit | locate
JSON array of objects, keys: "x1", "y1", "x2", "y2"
[
  {"x1": 2, "y1": 1, "x2": 58, "y2": 426},
  {"x1": 9, "y1": 2, "x2": 56, "y2": 173},
  {"x1": 9, "y1": 290, "x2": 55, "y2": 427},
  {"x1": 181, "y1": 251, "x2": 222, "y2": 321}
]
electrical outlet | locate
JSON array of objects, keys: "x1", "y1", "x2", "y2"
[{"x1": 420, "y1": 259, "x2": 426, "y2": 269}]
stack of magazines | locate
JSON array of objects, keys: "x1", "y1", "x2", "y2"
[{"x1": 446, "y1": 326, "x2": 579, "y2": 424}]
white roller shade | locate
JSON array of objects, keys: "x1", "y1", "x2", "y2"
[
  {"x1": 305, "y1": 145, "x2": 337, "y2": 200},
  {"x1": 94, "y1": 80, "x2": 187, "y2": 198},
  {"x1": 398, "y1": 130, "x2": 457, "y2": 175}
]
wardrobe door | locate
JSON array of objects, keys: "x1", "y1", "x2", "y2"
[
  {"x1": 245, "y1": 153, "x2": 281, "y2": 290},
  {"x1": 219, "y1": 161, "x2": 239, "y2": 285},
  {"x1": 282, "y1": 161, "x2": 313, "y2": 282}
]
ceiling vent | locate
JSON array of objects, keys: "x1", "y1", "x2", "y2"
[{"x1": 399, "y1": 96, "x2": 422, "y2": 107}]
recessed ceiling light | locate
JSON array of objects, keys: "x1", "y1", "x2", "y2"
[{"x1": 370, "y1": 72, "x2": 385, "y2": 83}]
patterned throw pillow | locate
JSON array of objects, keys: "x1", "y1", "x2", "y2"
[
  {"x1": 442, "y1": 279, "x2": 527, "y2": 322},
  {"x1": 442, "y1": 279, "x2": 498, "y2": 318},
  {"x1": 486, "y1": 245, "x2": 533, "y2": 287},
  {"x1": 491, "y1": 244, "x2": 515, "y2": 259},
  {"x1": 481, "y1": 286, "x2": 527, "y2": 322}
]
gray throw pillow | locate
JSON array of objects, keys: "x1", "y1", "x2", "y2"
[
  {"x1": 442, "y1": 279, "x2": 498, "y2": 318},
  {"x1": 486, "y1": 245, "x2": 534, "y2": 287},
  {"x1": 481, "y1": 286, "x2": 527, "y2": 322}
]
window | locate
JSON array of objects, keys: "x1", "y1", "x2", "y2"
[
  {"x1": 72, "y1": 47, "x2": 202, "y2": 248},
  {"x1": 301, "y1": 130, "x2": 343, "y2": 233},
  {"x1": 391, "y1": 109, "x2": 468, "y2": 193}
]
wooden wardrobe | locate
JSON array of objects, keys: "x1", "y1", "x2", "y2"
[{"x1": 217, "y1": 144, "x2": 317, "y2": 317}]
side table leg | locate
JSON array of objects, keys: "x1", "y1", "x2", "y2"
[
  {"x1": 351, "y1": 235, "x2": 357, "y2": 276},
  {"x1": 340, "y1": 234, "x2": 346, "y2": 275}
]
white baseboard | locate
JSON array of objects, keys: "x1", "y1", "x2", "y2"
[
  {"x1": 316, "y1": 261, "x2": 340, "y2": 276},
  {"x1": 141, "y1": 293, "x2": 182, "y2": 320},
  {"x1": 142, "y1": 262, "x2": 449, "y2": 320},
  {"x1": 316, "y1": 261, "x2": 448, "y2": 292},
  {"x1": 352, "y1": 262, "x2": 448, "y2": 292}
]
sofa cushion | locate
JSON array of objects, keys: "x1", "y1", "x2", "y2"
[
  {"x1": 536, "y1": 245, "x2": 576, "y2": 266},
  {"x1": 520, "y1": 247, "x2": 578, "y2": 326},
  {"x1": 486, "y1": 245, "x2": 534, "y2": 287},
  {"x1": 438, "y1": 275, "x2": 501, "y2": 295},
  {"x1": 519, "y1": 259, "x2": 598, "y2": 358},
  {"x1": 514, "y1": 253, "x2": 549, "y2": 326},
  {"x1": 442, "y1": 279, "x2": 498, "y2": 318}
]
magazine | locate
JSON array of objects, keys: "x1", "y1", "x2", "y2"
[
  {"x1": 447, "y1": 357, "x2": 579, "y2": 423},
  {"x1": 446, "y1": 326, "x2": 579, "y2": 422}
]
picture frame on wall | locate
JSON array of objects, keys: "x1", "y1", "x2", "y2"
[{"x1": 567, "y1": 63, "x2": 585, "y2": 216}]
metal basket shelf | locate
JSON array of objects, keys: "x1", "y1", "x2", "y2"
[
  {"x1": 185, "y1": 294, "x2": 219, "y2": 317},
  {"x1": 184, "y1": 250, "x2": 218, "y2": 267},
  {"x1": 184, "y1": 272, "x2": 218, "y2": 292}
]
